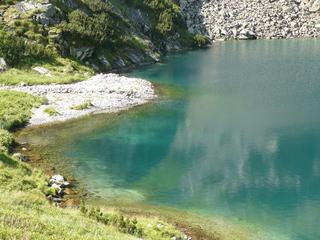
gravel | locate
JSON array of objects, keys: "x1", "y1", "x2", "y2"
[{"x1": 0, "y1": 73, "x2": 156, "y2": 126}]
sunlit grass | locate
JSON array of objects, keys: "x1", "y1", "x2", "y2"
[
  {"x1": 0, "y1": 90, "x2": 43, "y2": 130},
  {"x1": 0, "y1": 152, "x2": 186, "y2": 240},
  {"x1": 0, "y1": 57, "x2": 94, "y2": 86}
]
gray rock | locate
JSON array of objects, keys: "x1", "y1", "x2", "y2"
[
  {"x1": 127, "y1": 52, "x2": 144, "y2": 64},
  {"x1": 47, "y1": 195, "x2": 63, "y2": 203},
  {"x1": 98, "y1": 56, "x2": 111, "y2": 68},
  {"x1": 70, "y1": 47, "x2": 95, "y2": 61},
  {"x1": 49, "y1": 175, "x2": 70, "y2": 190},
  {"x1": 238, "y1": 29, "x2": 257, "y2": 40},
  {"x1": 0, "y1": 58, "x2": 7, "y2": 72},
  {"x1": 309, "y1": 0, "x2": 320, "y2": 12},
  {"x1": 60, "y1": 0, "x2": 79, "y2": 9},
  {"x1": 127, "y1": 8, "x2": 151, "y2": 34},
  {"x1": 12, "y1": 153, "x2": 29, "y2": 162},
  {"x1": 114, "y1": 57, "x2": 126, "y2": 68},
  {"x1": 33, "y1": 66, "x2": 51, "y2": 76},
  {"x1": 51, "y1": 183, "x2": 63, "y2": 195},
  {"x1": 50, "y1": 175, "x2": 65, "y2": 185},
  {"x1": 16, "y1": 1, "x2": 59, "y2": 25},
  {"x1": 179, "y1": 0, "x2": 320, "y2": 40}
]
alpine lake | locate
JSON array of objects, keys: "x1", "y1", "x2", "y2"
[{"x1": 17, "y1": 40, "x2": 320, "y2": 240}]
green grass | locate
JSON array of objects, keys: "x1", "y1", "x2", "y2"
[
  {"x1": 0, "y1": 90, "x2": 43, "y2": 130},
  {"x1": 71, "y1": 100, "x2": 93, "y2": 110},
  {"x1": 0, "y1": 57, "x2": 94, "y2": 86},
  {"x1": 44, "y1": 107, "x2": 60, "y2": 116},
  {"x1": 0, "y1": 152, "x2": 186, "y2": 240},
  {"x1": 0, "y1": 129, "x2": 14, "y2": 153}
]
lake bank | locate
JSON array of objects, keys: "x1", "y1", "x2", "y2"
[
  {"x1": 14, "y1": 101, "x2": 278, "y2": 240},
  {"x1": 0, "y1": 73, "x2": 156, "y2": 127}
]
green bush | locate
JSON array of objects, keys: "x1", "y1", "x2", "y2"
[
  {"x1": 80, "y1": 204, "x2": 143, "y2": 238},
  {"x1": 61, "y1": 9, "x2": 122, "y2": 46},
  {"x1": 0, "y1": 29, "x2": 52, "y2": 67},
  {"x1": 0, "y1": 30, "x2": 26, "y2": 66},
  {"x1": 70, "y1": 100, "x2": 92, "y2": 110},
  {"x1": 156, "y1": 9, "x2": 178, "y2": 35},
  {"x1": 193, "y1": 34, "x2": 210, "y2": 47},
  {"x1": 0, "y1": 129, "x2": 14, "y2": 153},
  {"x1": 85, "y1": 0, "x2": 113, "y2": 13},
  {"x1": 131, "y1": 0, "x2": 183, "y2": 36},
  {"x1": 44, "y1": 107, "x2": 59, "y2": 116}
]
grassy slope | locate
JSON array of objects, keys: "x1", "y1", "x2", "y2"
[
  {"x1": 0, "y1": 90, "x2": 42, "y2": 154},
  {"x1": 0, "y1": 153, "x2": 186, "y2": 240},
  {"x1": 0, "y1": 0, "x2": 208, "y2": 86},
  {"x1": 0, "y1": 57, "x2": 94, "y2": 85}
]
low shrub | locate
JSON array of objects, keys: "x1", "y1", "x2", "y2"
[
  {"x1": 44, "y1": 107, "x2": 59, "y2": 116},
  {"x1": 0, "y1": 129, "x2": 14, "y2": 153},
  {"x1": 61, "y1": 8, "x2": 123, "y2": 46},
  {"x1": 193, "y1": 34, "x2": 210, "y2": 47},
  {"x1": 70, "y1": 100, "x2": 93, "y2": 110},
  {"x1": 0, "y1": 29, "x2": 52, "y2": 67},
  {"x1": 80, "y1": 203, "x2": 143, "y2": 238}
]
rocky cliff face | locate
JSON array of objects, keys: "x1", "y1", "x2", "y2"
[{"x1": 179, "y1": 0, "x2": 320, "y2": 40}]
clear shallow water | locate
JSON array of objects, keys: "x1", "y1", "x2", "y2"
[{"x1": 65, "y1": 40, "x2": 320, "y2": 239}]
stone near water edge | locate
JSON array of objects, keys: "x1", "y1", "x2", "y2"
[
  {"x1": 12, "y1": 152, "x2": 29, "y2": 162},
  {"x1": 61, "y1": 181, "x2": 70, "y2": 187},
  {"x1": 238, "y1": 29, "x2": 257, "y2": 40},
  {"x1": 50, "y1": 174, "x2": 70, "y2": 188},
  {"x1": 50, "y1": 174, "x2": 65, "y2": 184},
  {"x1": 47, "y1": 195, "x2": 63, "y2": 203},
  {"x1": 51, "y1": 183, "x2": 63, "y2": 195}
]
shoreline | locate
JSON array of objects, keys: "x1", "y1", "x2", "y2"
[
  {"x1": 0, "y1": 73, "x2": 156, "y2": 127},
  {"x1": 6, "y1": 39, "x2": 316, "y2": 236}
]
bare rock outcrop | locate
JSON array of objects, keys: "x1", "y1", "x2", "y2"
[{"x1": 179, "y1": 0, "x2": 320, "y2": 40}]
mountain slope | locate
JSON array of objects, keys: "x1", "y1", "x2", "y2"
[{"x1": 0, "y1": 0, "x2": 208, "y2": 85}]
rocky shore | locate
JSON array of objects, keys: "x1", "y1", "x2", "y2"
[
  {"x1": 179, "y1": 0, "x2": 320, "y2": 40},
  {"x1": 0, "y1": 74, "x2": 155, "y2": 126}
]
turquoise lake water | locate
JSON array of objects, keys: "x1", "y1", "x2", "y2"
[{"x1": 64, "y1": 40, "x2": 320, "y2": 239}]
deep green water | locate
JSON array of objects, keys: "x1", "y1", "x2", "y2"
[{"x1": 64, "y1": 40, "x2": 320, "y2": 239}]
